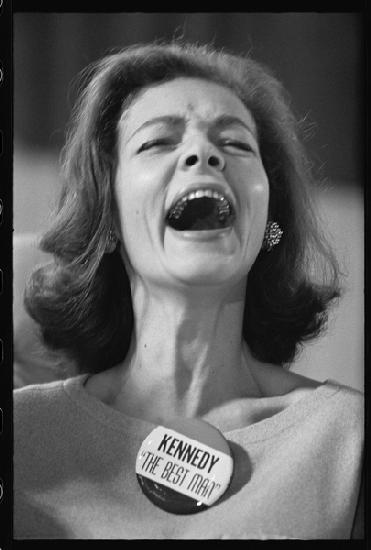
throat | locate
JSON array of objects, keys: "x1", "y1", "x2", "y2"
[
  {"x1": 89, "y1": 284, "x2": 250, "y2": 423},
  {"x1": 91, "y1": 343, "x2": 259, "y2": 424}
]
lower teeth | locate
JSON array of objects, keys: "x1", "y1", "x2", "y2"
[{"x1": 167, "y1": 199, "x2": 233, "y2": 231}]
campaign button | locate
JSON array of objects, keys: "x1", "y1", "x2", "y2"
[{"x1": 136, "y1": 417, "x2": 234, "y2": 514}]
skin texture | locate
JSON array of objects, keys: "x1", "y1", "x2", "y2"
[
  {"x1": 115, "y1": 77, "x2": 269, "y2": 288},
  {"x1": 85, "y1": 77, "x2": 319, "y2": 428}
]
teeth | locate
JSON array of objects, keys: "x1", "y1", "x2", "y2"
[
  {"x1": 186, "y1": 189, "x2": 217, "y2": 201},
  {"x1": 166, "y1": 187, "x2": 235, "y2": 229},
  {"x1": 169, "y1": 188, "x2": 231, "y2": 214}
]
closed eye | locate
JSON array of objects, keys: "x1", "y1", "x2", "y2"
[
  {"x1": 137, "y1": 138, "x2": 175, "y2": 153},
  {"x1": 220, "y1": 140, "x2": 254, "y2": 153}
]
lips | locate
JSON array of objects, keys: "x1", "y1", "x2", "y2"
[{"x1": 165, "y1": 188, "x2": 236, "y2": 232}]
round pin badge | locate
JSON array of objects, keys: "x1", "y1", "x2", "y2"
[{"x1": 136, "y1": 417, "x2": 234, "y2": 514}]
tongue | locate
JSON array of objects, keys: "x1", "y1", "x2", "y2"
[{"x1": 167, "y1": 197, "x2": 231, "y2": 231}]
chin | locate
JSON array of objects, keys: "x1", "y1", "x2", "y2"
[{"x1": 168, "y1": 259, "x2": 249, "y2": 288}]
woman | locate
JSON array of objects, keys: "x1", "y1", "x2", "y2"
[{"x1": 14, "y1": 42, "x2": 363, "y2": 539}]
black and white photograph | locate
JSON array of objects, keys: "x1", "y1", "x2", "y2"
[{"x1": 11, "y1": 12, "x2": 364, "y2": 540}]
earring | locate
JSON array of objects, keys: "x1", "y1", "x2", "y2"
[
  {"x1": 262, "y1": 221, "x2": 283, "y2": 252},
  {"x1": 106, "y1": 229, "x2": 118, "y2": 253}
]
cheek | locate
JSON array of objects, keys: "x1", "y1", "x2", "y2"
[
  {"x1": 237, "y1": 164, "x2": 270, "y2": 213},
  {"x1": 114, "y1": 167, "x2": 143, "y2": 241},
  {"x1": 116, "y1": 196, "x2": 143, "y2": 245},
  {"x1": 114, "y1": 163, "x2": 164, "y2": 257},
  {"x1": 115, "y1": 158, "x2": 166, "y2": 205},
  {"x1": 114, "y1": 157, "x2": 175, "y2": 231},
  {"x1": 251, "y1": 177, "x2": 270, "y2": 211}
]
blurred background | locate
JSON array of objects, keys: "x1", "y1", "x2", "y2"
[{"x1": 13, "y1": 13, "x2": 364, "y2": 390}]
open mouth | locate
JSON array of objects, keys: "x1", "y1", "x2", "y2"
[{"x1": 166, "y1": 189, "x2": 235, "y2": 231}]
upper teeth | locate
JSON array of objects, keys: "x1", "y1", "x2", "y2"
[
  {"x1": 168, "y1": 188, "x2": 232, "y2": 219},
  {"x1": 186, "y1": 189, "x2": 225, "y2": 201}
]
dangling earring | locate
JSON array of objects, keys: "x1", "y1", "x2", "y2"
[
  {"x1": 262, "y1": 221, "x2": 283, "y2": 252},
  {"x1": 106, "y1": 229, "x2": 118, "y2": 253}
]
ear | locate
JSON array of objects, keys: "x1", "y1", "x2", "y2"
[
  {"x1": 110, "y1": 193, "x2": 123, "y2": 242},
  {"x1": 106, "y1": 229, "x2": 118, "y2": 253}
]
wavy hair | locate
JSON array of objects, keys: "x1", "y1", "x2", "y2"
[{"x1": 24, "y1": 42, "x2": 340, "y2": 373}]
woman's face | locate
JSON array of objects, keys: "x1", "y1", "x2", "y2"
[{"x1": 114, "y1": 77, "x2": 269, "y2": 289}]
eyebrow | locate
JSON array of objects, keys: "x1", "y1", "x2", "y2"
[
  {"x1": 213, "y1": 114, "x2": 257, "y2": 138},
  {"x1": 127, "y1": 116, "x2": 183, "y2": 142},
  {"x1": 126, "y1": 114, "x2": 257, "y2": 142}
]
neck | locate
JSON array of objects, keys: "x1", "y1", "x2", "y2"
[{"x1": 107, "y1": 277, "x2": 261, "y2": 423}]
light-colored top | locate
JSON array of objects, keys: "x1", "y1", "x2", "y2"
[{"x1": 14, "y1": 375, "x2": 364, "y2": 539}]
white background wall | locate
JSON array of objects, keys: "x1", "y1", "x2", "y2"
[{"x1": 293, "y1": 185, "x2": 364, "y2": 391}]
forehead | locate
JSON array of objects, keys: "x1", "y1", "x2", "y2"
[{"x1": 120, "y1": 77, "x2": 257, "y2": 134}]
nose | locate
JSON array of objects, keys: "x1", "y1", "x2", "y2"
[{"x1": 180, "y1": 141, "x2": 225, "y2": 172}]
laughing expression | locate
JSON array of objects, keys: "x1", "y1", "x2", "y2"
[{"x1": 114, "y1": 77, "x2": 269, "y2": 288}]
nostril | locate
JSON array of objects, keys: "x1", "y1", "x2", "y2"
[
  {"x1": 208, "y1": 156, "x2": 220, "y2": 167},
  {"x1": 185, "y1": 154, "x2": 198, "y2": 167}
]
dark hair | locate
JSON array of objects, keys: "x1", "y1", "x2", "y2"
[{"x1": 24, "y1": 41, "x2": 340, "y2": 373}]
